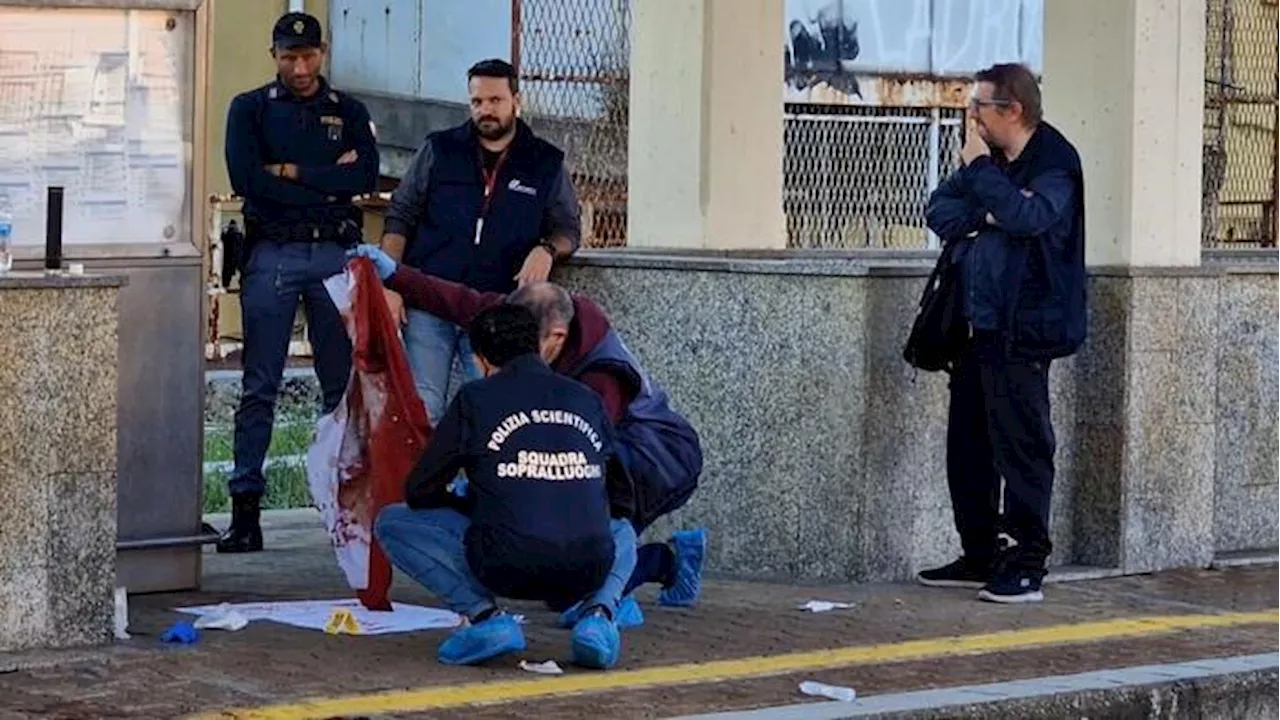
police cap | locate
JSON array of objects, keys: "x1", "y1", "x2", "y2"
[{"x1": 272, "y1": 12, "x2": 323, "y2": 50}]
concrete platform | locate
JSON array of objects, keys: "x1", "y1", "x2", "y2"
[{"x1": 0, "y1": 509, "x2": 1274, "y2": 720}]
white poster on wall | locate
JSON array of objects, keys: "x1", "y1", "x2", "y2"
[
  {"x1": 783, "y1": 0, "x2": 1043, "y2": 106},
  {"x1": 0, "y1": 7, "x2": 191, "y2": 246}
]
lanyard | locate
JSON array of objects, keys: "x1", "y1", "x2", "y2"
[{"x1": 474, "y1": 148, "x2": 510, "y2": 246}]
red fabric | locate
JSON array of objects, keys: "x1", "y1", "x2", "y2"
[{"x1": 342, "y1": 258, "x2": 433, "y2": 610}]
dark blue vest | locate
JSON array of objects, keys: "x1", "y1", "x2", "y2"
[
  {"x1": 570, "y1": 331, "x2": 704, "y2": 531},
  {"x1": 404, "y1": 121, "x2": 565, "y2": 293}
]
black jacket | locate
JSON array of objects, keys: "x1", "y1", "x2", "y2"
[
  {"x1": 925, "y1": 122, "x2": 1087, "y2": 360},
  {"x1": 403, "y1": 353, "x2": 633, "y2": 599}
]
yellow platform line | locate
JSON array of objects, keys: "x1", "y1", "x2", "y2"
[{"x1": 188, "y1": 609, "x2": 1278, "y2": 720}]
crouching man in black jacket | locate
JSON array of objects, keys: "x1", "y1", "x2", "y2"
[
  {"x1": 374, "y1": 303, "x2": 636, "y2": 669},
  {"x1": 919, "y1": 63, "x2": 1086, "y2": 604}
]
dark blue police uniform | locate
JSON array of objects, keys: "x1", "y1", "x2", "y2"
[
  {"x1": 376, "y1": 353, "x2": 635, "y2": 610},
  {"x1": 222, "y1": 14, "x2": 379, "y2": 530}
]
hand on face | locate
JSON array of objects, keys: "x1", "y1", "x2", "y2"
[{"x1": 960, "y1": 116, "x2": 991, "y2": 166}]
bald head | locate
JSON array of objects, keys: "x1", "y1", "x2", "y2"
[
  {"x1": 507, "y1": 282, "x2": 574, "y2": 334},
  {"x1": 506, "y1": 282, "x2": 574, "y2": 364}
]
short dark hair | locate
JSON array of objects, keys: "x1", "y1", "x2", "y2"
[
  {"x1": 467, "y1": 58, "x2": 519, "y2": 94},
  {"x1": 469, "y1": 303, "x2": 540, "y2": 368},
  {"x1": 974, "y1": 63, "x2": 1042, "y2": 127},
  {"x1": 506, "y1": 283, "x2": 575, "y2": 336}
]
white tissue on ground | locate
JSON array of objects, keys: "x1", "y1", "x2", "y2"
[
  {"x1": 191, "y1": 603, "x2": 250, "y2": 631},
  {"x1": 518, "y1": 660, "x2": 564, "y2": 675},
  {"x1": 799, "y1": 680, "x2": 857, "y2": 702},
  {"x1": 798, "y1": 600, "x2": 856, "y2": 613}
]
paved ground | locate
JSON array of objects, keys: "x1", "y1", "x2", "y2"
[{"x1": 0, "y1": 510, "x2": 1274, "y2": 720}]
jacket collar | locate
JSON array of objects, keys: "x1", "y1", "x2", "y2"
[
  {"x1": 269, "y1": 75, "x2": 331, "y2": 103},
  {"x1": 466, "y1": 117, "x2": 534, "y2": 152},
  {"x1": 495, "y1": 352, "x2": 553, "y2": 377}
]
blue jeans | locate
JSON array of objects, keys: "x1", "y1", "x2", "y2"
[
  {"x1": 375, "y1": 504, "x2": 638, "y2": 618},
  {"x1": 402, "y1": 309, "x2": 482, "y2": 424},
  {"x1": 231, "y1": 241, "x2": 351, "y2": 497}
]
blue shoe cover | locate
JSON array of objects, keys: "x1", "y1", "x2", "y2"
[
  {"x1": 437, "y1": 614, "x2": 525, "y2": 666},
  {"x1": 658, "y1": 527, "x2": 708, "y2": 607},
  {"x1": 570, "y1": 612, "x2": 621, "y2": 669}
]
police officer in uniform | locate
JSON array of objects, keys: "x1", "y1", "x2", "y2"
[
  {"x1": 374, "y1": 303, "x2": 637, "y2": 670},
  {"x1": 218, "y1": 12, "x2": 379, "y2": 553}
]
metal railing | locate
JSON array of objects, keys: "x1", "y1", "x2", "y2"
[
  {"x1": 511, "y1": 0, "x2": 630, "y2": 248},
  {"x1": 784, "y1": 105, "x2": 964, "y2": 249},
  {"x1": 1202, "y1": 0, "x2": 1279, "y2": 248},
  {"x1": 203, "y1": 192, "x2": 390, "y2": 362}
]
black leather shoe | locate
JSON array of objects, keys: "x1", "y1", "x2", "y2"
[{"x1": 216, "y1": 493, "x2": 263, "y2": 553}]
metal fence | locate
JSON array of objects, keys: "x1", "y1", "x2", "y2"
[
  {"x1": 1202, "y1": 0, "x2": 1279, "y2": 248},
  {"x1": 784, "y1": 105, "x2": 964, "y2": 249},
  {"x1": 512, "y1": 0, "x2": 630, "y2": 248}
]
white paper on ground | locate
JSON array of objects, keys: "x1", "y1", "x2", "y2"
[
  {"x1": 798, "y1": 680, "x2": 857, "y2": 702},
  {"x1": 518, "y1": 660, "x2": 564, "y2": 675},
  {"x1": 798, "y1": 600, "x2": 856, "y2": 612},
  {"x1": 176, "y1": 599, "x2": 462, "y2": 635},
  {"x1": 113, "y1": 586, "x2": 130, "y2": 640}
]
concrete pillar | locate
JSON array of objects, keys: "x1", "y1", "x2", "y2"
[
  {"x1": 1043, "y1": 0, "x2": 1224, "y2": 576},
  {"x1": 1042, "y1": 0, "x2": 1206, "y2": 267},
  {"x1": 627, "y1": 0, "x2": 787, "y2": 250}
]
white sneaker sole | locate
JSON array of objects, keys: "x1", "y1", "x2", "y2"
[
  {"x1": 977, "y1": 588, "x2": 1044, "y2": 604},
  {"x1": 917, "y1": 577, "x2": 985, "y2": 589}
]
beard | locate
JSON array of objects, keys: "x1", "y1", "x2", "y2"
[{"x1": 475, "y1": 114, "x2": 515, "y2": 141}]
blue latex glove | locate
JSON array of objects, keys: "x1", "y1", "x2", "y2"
[
  {"x1": 347, "y1": 244, "x2": 397, "y2": 280},
  {"x1": 160, "y1": 620, "x2": 199, "y2": 644}
]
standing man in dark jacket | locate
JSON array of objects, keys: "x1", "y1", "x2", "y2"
[
  {"x1": 350, "y1": 244, "x2": 708, "y2": 619},
  {"x1": 218, "y1": 12, "x2": 379, "y2": 553},
  {"x1": 377, "y1": 58, "x2": 582, "y2": 425},
  {"x1": 919, "y1": 63, "x2": 1086, "y2": 603},
  {"x1": 375, "y1": 303, "x2": 636, "y2": 669}
]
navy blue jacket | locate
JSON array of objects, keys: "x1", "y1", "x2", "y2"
[
  {"x1": 925, "y1": 122, "x2": 1087, "y2": 360},
  {"x1": 403, "y1": 354, "x2": 632, "y2": 600},
  {"x1": 383, "y1": 120, "x2": 581, "y2": 293},
  {"x1": 224, "y1": 77, "x2": 378, "y2": 239},
  {"x1": 568, "y1": 329, "x2": 703, "y2": 532}
]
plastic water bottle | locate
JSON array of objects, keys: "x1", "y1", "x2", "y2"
[{"x1": 0, "y1": 204, "x2": 13, "y2": 274}]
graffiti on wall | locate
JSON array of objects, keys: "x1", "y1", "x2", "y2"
[{"x1": 784, "y1": 0, "x2": 1043, "y2": 106}]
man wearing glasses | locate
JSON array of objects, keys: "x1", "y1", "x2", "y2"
[{"x1": 919, "y1": 63, "x2": 1087, "y2": 604}]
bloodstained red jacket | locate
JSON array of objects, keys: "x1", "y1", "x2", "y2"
[
  {"x1": 385, "y1": 267, "x2": 636, "y2": 423},
  {"x1": 344, "y1": 257, "x2": 433, "y2": 610}
]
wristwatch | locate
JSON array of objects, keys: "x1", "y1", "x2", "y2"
[{"x1": 538, "y1": 239, "x2": 559, "y2": 260}]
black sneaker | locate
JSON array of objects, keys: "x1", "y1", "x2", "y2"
[
  {"x1": 977, "y1": 570, "x2": 1045, "y2": 604},
  {"x1": 917, "y1": 557, "x2": 990, "y2": 589}
]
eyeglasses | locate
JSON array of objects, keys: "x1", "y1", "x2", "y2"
[{"x1": 969, "y1": 98, "x2": 1013, "y2": 109}]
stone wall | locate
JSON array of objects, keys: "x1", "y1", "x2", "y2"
[
  {"x1": 0, "y1": 276, "x2": 123, "y2": 652},
  {"x1": 556, "y1": 251, "x2": 1279, "y2": 582},
  {"x1": 204, "y1": 252, "x2": 1279, "y2": 583}
]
